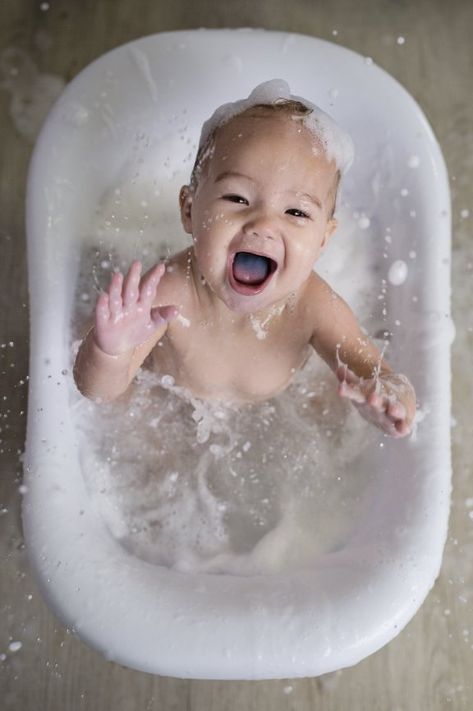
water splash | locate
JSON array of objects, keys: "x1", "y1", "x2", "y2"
[{"x1": 74, "y1": 354, "x2": 376, "y2": 575}]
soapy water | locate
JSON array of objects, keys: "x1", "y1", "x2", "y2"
[{"x1": 74, "y1": 356, "x2": 377, "y2": 575}]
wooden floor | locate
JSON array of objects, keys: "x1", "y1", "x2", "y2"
[{"x1": 1, "y1": 0, "x2": 472, "y2": 708}]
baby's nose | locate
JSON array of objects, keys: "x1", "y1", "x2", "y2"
[{"x1": 243, "y1": 211, "x2": 278, "y2": 239}]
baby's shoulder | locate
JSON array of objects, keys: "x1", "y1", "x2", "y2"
[
  {"x1": 298, "y1": 271, "x2": 353, "y2": 334},
  {"x1": 151, "y1": 249, "x2": 193, "y2": 308},
  {"x1": 300, "y1": 270, "x2": 341, "y2": 313}
]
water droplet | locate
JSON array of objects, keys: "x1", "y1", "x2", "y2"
[
  {"x1": 388, "y1": 260, "x2": 408, "y2": 286},
  {"x1": 357, "y1": 215, "x2": 371, "y2": 229}
]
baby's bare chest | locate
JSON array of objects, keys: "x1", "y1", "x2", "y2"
[{"x1": 151, "y1": 315, "x2": 312, "y2": 402}]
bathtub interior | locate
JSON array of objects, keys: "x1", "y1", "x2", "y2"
[{"x1": 23, "y1": 30, "x2": 451, "y2": 679}]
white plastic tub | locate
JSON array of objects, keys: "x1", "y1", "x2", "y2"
[{"x1": 23, "y1": 29, "x2": 451, "y2": 679}]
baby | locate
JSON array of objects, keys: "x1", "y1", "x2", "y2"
[{"x1": 73, "y1": 79, "x2": 416, "y2": 438}]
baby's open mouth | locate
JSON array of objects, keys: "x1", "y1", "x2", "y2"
[{"x1": 230, "y1": 251, "x2": 278, "y2": 294}]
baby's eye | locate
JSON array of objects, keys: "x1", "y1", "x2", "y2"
[
  {"x1": 222, "y1": 194, "x2": 249, "y2": 205},
  {"x1": 286, "y1": 208, "x2": 310, "y2": 219}
]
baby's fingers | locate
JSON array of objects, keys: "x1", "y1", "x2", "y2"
[
  {"x1": 387, "y1": 399, "x2": 406, "y2": 421},
  {"x1": 122, "y1": 260, "x2": 142, "y2": 308},
  {"x1": 336, "y1": 364, "x2": 361, "y2": 387},
  {"x1": 108, "y1": 271, "x2": 124, "y2": 319},
  {"x1": 369, "y1": 392, "x2": 406, "y2": 422},
  {"x1": 394, "y1": 419, "x2": 411, "y2": 437},
  {"x1": 139, "y1": 263, "x2": 166, "y2": 307},
  {"x1": 96, "y1": 291, "x2": 111, "y2": 324},
  {"x1": 151, "y1": 304, "x2": 179, "y2": 325},
  {"x1": 366, "y1": 390, "x2": 387, "y2": 411},
  {"x1": 338, "y1": 379, "x2": 366, "y2": 404},
  {"x1": 378, "y1": 397, "x2": 410, "y2": 437}
]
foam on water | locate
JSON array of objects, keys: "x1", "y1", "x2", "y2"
[{"x1": 74, "y1": 354, "x2": 377, "y2": 575}]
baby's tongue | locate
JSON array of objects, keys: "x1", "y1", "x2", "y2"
[{"x1": 233, "y1": 252, "x2": 270, "y2": 285}]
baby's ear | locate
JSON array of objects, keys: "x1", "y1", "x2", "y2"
[
  {"x1": 321, "y1": 217, "x2": 338, "y2": 249},
  {"x1": 179, "y1": 185, "x2": 193, "y2": 234}
]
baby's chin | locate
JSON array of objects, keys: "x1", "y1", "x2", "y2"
[{"x1": 219, "y1": 283, "x2": 291, "y2": 317}]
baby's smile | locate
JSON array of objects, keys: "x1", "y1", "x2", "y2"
[{"x1": 228, "y1": 250, "x2": 279, "y2": 295}]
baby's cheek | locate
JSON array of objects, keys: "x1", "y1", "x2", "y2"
[
  {"x1": 287, "y1": 242, "x2": 319, "y2": 275},
  {"x1": 195, "y1": 246, "x2": 225, "y2": 282}
]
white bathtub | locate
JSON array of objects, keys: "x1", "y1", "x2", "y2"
[{"x1": 23, "y1": 29, "x2": 452, "y2": 679}]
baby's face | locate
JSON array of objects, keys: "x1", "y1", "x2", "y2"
[{"x1": 180, "y1": 110, "x2": 339, "y2": 315}]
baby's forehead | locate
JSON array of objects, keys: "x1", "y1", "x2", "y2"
[
  {"x1": 217, "y1": 107, "x2": 311, "y2": 139},
  {"x1": 212, "y1": 110, "x2": 334, "y2": 170}
]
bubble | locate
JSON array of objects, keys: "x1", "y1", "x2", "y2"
[
  {"x1": 408, "y1": 155, "x2": 420, "y2": 168},
  {"x1": 388, "y1": 260, "x2": 408, "y2": 286},
  {"x1": 397, "y1": 36, "x2": 406, "y2": 45},
  {"x1": 161, "y1": 374, "x2": 175, "y2": 388},
  {"x1": 8, "y1": 641, "x2": 22, "y2": 653}
]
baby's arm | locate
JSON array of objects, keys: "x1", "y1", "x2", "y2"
[
  {"x1": 309, "y1": 278, "x2": 416, "y2": 438},
  {"x1": 73, "y1": 261, "x2": 178, "y2": 402}
]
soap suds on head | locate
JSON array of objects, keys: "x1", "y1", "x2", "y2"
[{"x1": 197, "y1": 79, "x2": 355, "y2": 176}]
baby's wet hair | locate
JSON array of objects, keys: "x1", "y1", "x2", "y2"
[{"x1": 189, "y1": 99, "x2": 341, "y2": 219}]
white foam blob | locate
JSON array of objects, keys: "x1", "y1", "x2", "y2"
[
  {"x1": 197, "y1": 79, "x2": 355, "y2": 175},
  {"x1": 388, "y1": 259, "x2": 408, "y2": 286},
  {"x1": 357, "y1": 215, "x2": 371, "y2": 230}
]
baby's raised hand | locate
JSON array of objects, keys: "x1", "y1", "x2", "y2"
[
  {"x1": 93, "y1": 261, "x2": 179, "y2": 355},
  {"x1": 336, "y1": 364, "x2": 416, "y2": 438}
]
